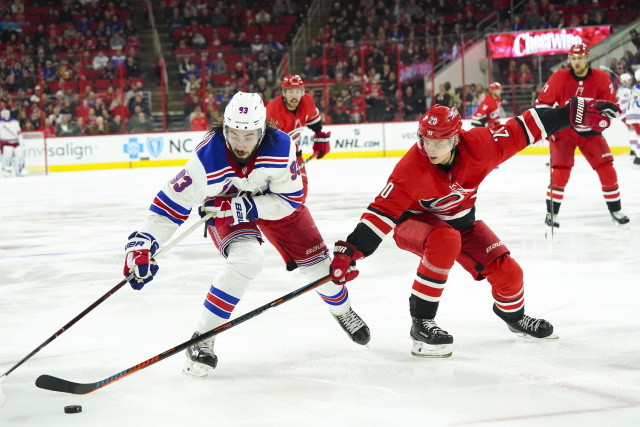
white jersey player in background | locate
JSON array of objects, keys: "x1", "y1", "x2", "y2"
[
  {"x1": 122, "y1": 92, "x2": 370, "y2": 378},
  {"x1": 621, "y1": 70, "x2": 640, "y2": 165},
  {"x1": 0, "y1": 109, "x2": 25, "y2": 177},
  {"x1": 615, "y1": 72, "x2": 638, "y2": 164}
]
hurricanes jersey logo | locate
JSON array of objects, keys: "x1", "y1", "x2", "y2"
[{"x1": 418, "y1": 183, "x2": 476, "y2": 213}]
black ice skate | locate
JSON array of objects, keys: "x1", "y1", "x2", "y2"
[
  {"x1": 333, "y1": 307, "x2": 371, "y2": 345},
  {"x1": 544, "y1": 213, "x2": 559, "y2": 240},
  {"x1": 544, "y1": 213, "x2": 559, "y2": 228},
  {"x1": 506, "y1": 315, "x2": 558, "y2": 339},
  {"x1": 610, "y1": 211, "x2": 630, "y2": 228},
  {"x1": 183, "y1": 332, "x2": 218, "y2": 377},
  {"x1": 410, "y1": 317, "x2": 453, "y2": 358}
]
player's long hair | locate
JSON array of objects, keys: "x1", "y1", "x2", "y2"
[{"x1": 203, "y1": 118, "x2": 280, "y2": 147}]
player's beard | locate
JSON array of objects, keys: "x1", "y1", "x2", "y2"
[{"x1": 285, "y1": 98, "x2": 300, "y2": 110}]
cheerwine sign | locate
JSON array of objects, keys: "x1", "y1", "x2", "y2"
[{"x1": 486, "y1": 26, "x2": 611, "y2": 58}]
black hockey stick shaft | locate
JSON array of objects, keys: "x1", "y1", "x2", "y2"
[
  {"x1": 35, "y1": 275, "x2": 331, "y2": 395},
  {"x1": 1, "y1": 214, "x2": 212, "y2": 381}
]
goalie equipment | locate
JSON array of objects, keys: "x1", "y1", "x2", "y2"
[
  {"x1": 488, "y1": 81, "x2": 502, "y2": 91},
  {"x1": 183, "y1": 332, "x2": 218, "y2": 377},
  {"x1": 410, "y1": 317, "x2": 453, "y2": 358},
  {"x1": 506, "y1": 315, "x2": 558, "y2": 339},
  {"x1": 332, "y1": 307, "x2": 371, "y2": 345}
]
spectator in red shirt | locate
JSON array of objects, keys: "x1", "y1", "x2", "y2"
[{"x1": 189, "y1": 104, "x2": 209, "y2": 131}]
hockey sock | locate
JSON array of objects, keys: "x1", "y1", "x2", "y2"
[
  {"x1": 316, "y1": 282, "x2": 351, "y2": 315},
  {"x1": 409, "y1": 294, "x2": 439, "y2": 319},
  {"x1": 484, "y1": 255, "x2": 525, "y2": 323}
]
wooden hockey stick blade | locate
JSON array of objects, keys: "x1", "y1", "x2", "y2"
[{"x1": 35, "y1": 275, "x2": 331, "y2": 395}]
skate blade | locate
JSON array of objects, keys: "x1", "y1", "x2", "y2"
[
  {"x1": 411, "y1": 340, "x2": 452, "y2": 358},
  {"x1": 544, "y1": 226, "x2": 559, "y2": 240},
  {"x1": 182, "y1": 360, "x2": 213, "y2": 378},
  {"x1": 508, "y1": 329, "x2": 559, "y2": 340},
  {"x1": 612, "y1": 220, "x2": 630, "y2": 230}
]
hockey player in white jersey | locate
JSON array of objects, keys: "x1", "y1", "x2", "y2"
[
  {"x1": 623, "y1": 70, "x2": 640, "y2": 165},
  {"x1": 0, "y1": 109, "x2": 25, "y2": 177},
  {"x1": 616, "y1": 73, "x2": 638, "y2": 164},
  {"x1": 123, "y1": 92, "x2": 370, "y2": 378}
]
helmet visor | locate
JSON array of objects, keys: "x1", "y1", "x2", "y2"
[{"x1": 418, "y1": 135, "x2": 455, "y2": 158}]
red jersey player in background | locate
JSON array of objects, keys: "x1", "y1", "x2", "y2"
[
  {"x1": 471, "y1": 81, "x2": 503, "y2": 129},
  {"x1": 266, "y1": 74, "x2": 331, "y2": 200},
  {"x1": 329, "y1": 97, "x2": 620, "y2": 358},
  {"x1": 536, "y1": 43, "x2": 630, "y2": 231}
]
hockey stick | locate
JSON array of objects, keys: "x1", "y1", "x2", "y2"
[
  {"x1": 302, "y1": 153, "x2": 318, "y2": 165},
  {"x1": 0, "y1": 213, "x2": 213, "y2": 408},
  {"x1": 598, "y1": 65, "x2": 619, "y2": 78},
  {"x1": 35, "y1": 275, "x2": 332, "y2": 395}
]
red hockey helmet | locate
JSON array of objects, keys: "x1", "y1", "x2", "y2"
[
  {"x1": 282, "y1": 74, "x2": 304, "y2": 89},
  {"x1": 488, "y1": 81, "x2": 502, "y2": 91},
  {"x1": 568, "y1": 42, "x2": 589, "y2": 57},
  {"x1": 417, "y1": 105, "x2": 462, "y2": 157},
  {"x1": 418, "y1": 105, "x2": 462, "y2": 140}
]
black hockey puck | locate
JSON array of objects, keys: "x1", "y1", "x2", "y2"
[{"x1": 64, "y1": 405, "x2": 82, "y2": 414}]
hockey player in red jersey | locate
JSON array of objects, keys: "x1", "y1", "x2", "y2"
[
  {"x1": 536, "y1": 43, "x2": 630, "y2": 230},
  {"x1": 329, "y1": 97, "x2": 620, "y2": 358},
  {"x1": 266, "y1": 74, "x2": 331, "y2": 199},
  {"x1": 471, "y1": 81, "x2": 503, "y2": 129}
]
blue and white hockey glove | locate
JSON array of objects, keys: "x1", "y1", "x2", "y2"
[
  {"x1": 123, "y1": 231, "x2": 159, "y2": 290},
  {"x1": 201, "y1": 196, "x2": 258, "y2": 227}
]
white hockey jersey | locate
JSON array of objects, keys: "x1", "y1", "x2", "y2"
[
  {"x1": 139, "y1": 128, "x2": 304, "y2": 244},
  {"x1": 0, "y1": 118, "x2": 21, "y2": 143},
  {"x1": 625, "y1": 84, "x2": 640, "y2": 125}
]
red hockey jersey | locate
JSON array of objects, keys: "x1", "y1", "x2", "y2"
[
  {"x1": 536, "y1": 68, "x2": 615, "y2": 136},
  {"x1": 355, "y1": 108, "x2": 549, "y2": 251},
  {"x1": 471, "y1": 94, "x2": 502, "y2": 127},
  {"x1": 266, "y1": 94, "x2": 321, "y2": 146}
]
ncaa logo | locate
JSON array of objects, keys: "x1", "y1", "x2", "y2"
[
  {"x1": 146, "y1": 137, "x2": 163, "y2": 158},
  {"x1": 428, "y1": 117, "x2": 438, "y2": 125}
]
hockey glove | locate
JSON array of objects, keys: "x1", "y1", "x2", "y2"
[
  {"x1": 201, "y1": 196, "x2": 258, "y2": 227},
  {"x1": 312, "y1": 131, "x2": 331, "y2": 159},
  {"x1": 330, "y1": 240, "x2": 364, "y2": 284},
  {"x1": 123, "y1": 231, "x2": 159, "y2": 290},
  {"x1": 569, "y1": 96, "x2": 621, "y2": 133}
]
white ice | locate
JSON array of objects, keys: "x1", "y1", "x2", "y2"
[{"x1": 1, "y1": 155, "x2": 639, "y2": 426}]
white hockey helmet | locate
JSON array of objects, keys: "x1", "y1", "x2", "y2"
[
  {"x1": 635, "y1": 68, "x2": 640, "y2": 82},
  {"x1": 620, "y1": 73, "x2": 633, "y2": 84},
  {"x1": 223, "y1": 91, "x2": 266, "y2": 141},
  {"x1": 0, "y1": 109, "x2": 10, "y2": 120}
]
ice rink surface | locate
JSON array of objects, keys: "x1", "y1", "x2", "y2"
[{"x1": 1, "y1": 154, "x2": 639, "y2": 426}]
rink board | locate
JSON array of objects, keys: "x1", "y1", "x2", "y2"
[{"x1": 22, "y1": 118, "x2": 632, "y2": 173}]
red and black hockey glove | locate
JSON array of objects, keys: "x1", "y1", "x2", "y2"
[
  {"x1": 330, "y1": 240, "x2": 364, "y2": 284},
  {"x1": 569, "y1": 96, "x2": 621, "y2": 133},
  {"x1": 312, "y1": 131, "x2": 331, "y2": 159}
]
